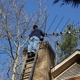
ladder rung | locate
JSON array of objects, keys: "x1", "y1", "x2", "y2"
[
  {"x1": 24, "y1": 61, "x2": 34, "y2": 69},
  {"x1": 22, "y1": 72, "x2": 30, "y2": 76},
  {"x1": 22, "y1": 76, "x2": 29, "y2": 79},
  {"x1": 21, "y1": 73, "x2": 30, "y2": 80},
  {"x1": 25, "y1": 61, "x2": 34, "y2": 64},
  {"x1": 26, "y1": 57, "x2": 34, "y2": 62},
  {"x1": 23, "y1": 73, "x2": 30, "y2": 77},
  {"x1": 23, "y1": 72, "x2": 30, "y2": 74},
  {"x1": 27, "y1": 57, "x2": 35, "y2": 60},
  {"x1": 24, "y1": 66, "x2": 32, "y2": 70}
]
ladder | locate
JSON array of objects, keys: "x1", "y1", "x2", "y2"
[{"x1": 21, "y1": 52, "x2": 38, "y2": 80}]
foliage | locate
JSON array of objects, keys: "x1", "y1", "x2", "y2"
[
  {"x1": 60, "y1": 24, "x2": 78, "y2": 56},
  {"x1": 0, "y1": 0, "x2": 48, "y2": 80},
  {"x1": 0, "y1": 0, "x2": 29, "y2": 80},
  {"x1": 53, "y1": 0, "x2": 80, "y2": 8}
]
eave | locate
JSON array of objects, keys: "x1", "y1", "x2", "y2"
[{"x1": 51, "y1": 50, "x2": 80, "y2": 78}]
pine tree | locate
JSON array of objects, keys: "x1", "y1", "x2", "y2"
[{"x1": 60, "y1": 24, "x2": 78, "y2": 58}]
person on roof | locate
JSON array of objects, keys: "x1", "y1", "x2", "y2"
[{"x1": 27, "y1": 25, "x2": 45, "y2": 56}]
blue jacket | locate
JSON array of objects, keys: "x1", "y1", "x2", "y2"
[{"x1": 29, "y1": 29, "x2": 45, "y2": 40}]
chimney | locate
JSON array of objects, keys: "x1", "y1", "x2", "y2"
[
  {"x1": 33, "y1": 41, "x2": 55, "y2": 80},
  {"x1": 22, "y1": 41, "x2": 55, "y2": 80}
]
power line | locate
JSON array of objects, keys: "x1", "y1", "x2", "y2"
[
  {"x1": 61, "y1": 18, "x2": 70, "y2": 32},
  {"x1": 54, "y1": 16, "x2": 64, "y2": 32},
  {"x1": 47, "y1": 15, "x2": 57, "y2": 33}
]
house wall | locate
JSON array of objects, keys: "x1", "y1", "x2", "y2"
[
  {"x1": 55, "y1": 63, "x2": 80, "y2": 80},
  {"x1": 66, "y1": 76, "x2": 80, "y2": 80}
]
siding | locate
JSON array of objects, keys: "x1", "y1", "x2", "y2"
[
  {"x1": 55, "y1": 63, "x2": 80, "y2": 80},
  {"x1": 66, "y1": 76, "x2": 80, "y2": 80}
]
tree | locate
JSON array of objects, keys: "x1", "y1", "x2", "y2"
[
  {"x1": 60, "y1": 24, "x2": 78, "y2": 58},
  {"x1": 0, "y1": 0, "x2": 48, "y2": 80},
  {"x1": 53, "y1": 0, "x2": 80, "y2": 8},
  {"x1": 0, "y1": 0, "x2": 29, "y2": 80},
  {"x1": 31, "y1": 0, "x2": 48, "y2": 31}
]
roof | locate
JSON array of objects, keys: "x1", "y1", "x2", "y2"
[{"x1": 51, "y1": 49, "x2": 80, "y2": 78}]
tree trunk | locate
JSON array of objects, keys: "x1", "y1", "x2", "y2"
[{"x1": 11, "y1": 47, "x2": 20, "y2": 80}]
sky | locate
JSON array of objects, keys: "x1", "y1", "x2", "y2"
[
  {"x1": 23, "y1": 0, "x2": 80, "y2": 70},
  {"x1": 24, "y1": 0, "x2": 80, "y2": 50},
  {"x1": 0, "y1": 0, "x2": 80, "y2": 79},
  {"x1": 25, "y1": 0, "x2": 80, "y2": 33}
]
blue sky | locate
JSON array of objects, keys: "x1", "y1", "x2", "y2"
[
  {"x1": 24, "y1": 0, "x2": 80, "y2": 50},
  {"x1": 0, "y1": 0, "x2": 80, "y2": 79},
  {"x1": 25, "y1": 0, "x2": 80, "y2": 33}
]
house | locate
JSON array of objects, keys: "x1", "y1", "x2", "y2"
[{"x1": 51, "y1": 49, "x2": 80, "y2": 80}]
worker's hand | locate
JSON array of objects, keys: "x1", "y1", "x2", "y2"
[{"x1": 45, "y1": 33, "x2": 47, "y2": 36}]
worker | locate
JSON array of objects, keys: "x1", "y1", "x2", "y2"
[{"x1": 27, "y1": 25, "x2": 45, "y2": 57}]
